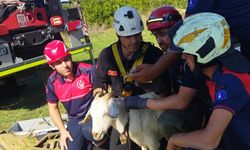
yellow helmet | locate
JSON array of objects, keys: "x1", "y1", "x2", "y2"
[{"x1": 172, "y1": 12, "x2": 231, "y2": 64}]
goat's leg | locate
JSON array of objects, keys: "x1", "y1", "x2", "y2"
[
  {"x1": 119, "y1": 133, "x2": 128, "y2": 144},
  {"x1": 146, "y1": 139, "x2": 160, "y2": 150},
  {"x1": 141, "y1": 146, "x2": 148, "y2": 150}
]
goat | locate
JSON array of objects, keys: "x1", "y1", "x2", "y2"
[{"x1": 80, "y1": 92, "x2": 164, "y2": 150}]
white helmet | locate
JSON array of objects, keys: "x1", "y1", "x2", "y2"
[
  {"x1": 113, "y1": 6, "x2": 144, "y2": 36},
  {"x1": 172, "y1": 12, "x2": 231, "y2": 64}
]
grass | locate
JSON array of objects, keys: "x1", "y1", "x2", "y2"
[
  {"x1": 0, "y1": 72, "x2": 66, "y2": 130},
  {"x1": 0, "y1": 24, "x2": 159, "y2": 131}
]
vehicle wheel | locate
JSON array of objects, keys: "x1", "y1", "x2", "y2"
[
  {"x1": 3, "y1": 77, "x2": 18, "y2": 97},
  {"x1": 39, "y1": 65, "x2": 53, "y2": 86}
]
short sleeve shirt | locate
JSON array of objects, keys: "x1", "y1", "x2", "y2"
[
  {"x1": 206, "y1": 67, "x2": 250, "y2": 149},
  {"x1": 46, "y1": 62, "x2": 95, "y2": 119}
]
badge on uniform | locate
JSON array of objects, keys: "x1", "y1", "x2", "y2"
[
  {"x1": 108, "y1": 70, "x2": 118, "y2": 76},
  {"x1": 215, "y1": 90, "x2": 227, "y2": 101}
]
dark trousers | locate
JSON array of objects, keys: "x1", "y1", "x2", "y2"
[
  {"x1": 67, "y1": 118, "x2": 94, "y2": 150},
  {"x1": 157, "y1": 109, "x2": 206, "y2": 140}
]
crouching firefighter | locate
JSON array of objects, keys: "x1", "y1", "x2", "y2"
[{"x1": 92, "y1": 6, "x2": 170, "y2": 150}]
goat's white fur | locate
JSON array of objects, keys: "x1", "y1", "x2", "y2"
[{"x1": 80, "y1": 92, "x2": 164, "y2": 150}]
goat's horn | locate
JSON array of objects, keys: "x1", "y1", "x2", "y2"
[{"x1": 94, "y1": 90, "x2": 102, "y2": 97}]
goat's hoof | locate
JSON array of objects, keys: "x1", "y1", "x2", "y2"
[{"x1": 119, "y1": 133, "x2": 128, "y2": 144}]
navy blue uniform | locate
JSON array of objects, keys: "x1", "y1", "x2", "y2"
[
  {"x1": 46, "y1": 62, "x2": 95, "y2": 150},
  {"x1": 206, "y1": 67, "x2": 250, "y2": 149},
  {"x1": 186, "y1": 0, "x2": 250, "y2": 60}
]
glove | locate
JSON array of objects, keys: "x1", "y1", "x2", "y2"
[{"x1": 124, "y1": 96, "x2": 147, "y2": 110}]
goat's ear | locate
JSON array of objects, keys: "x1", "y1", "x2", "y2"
[{"x1": 79, "y1": 112, "x2": 92, "y2": 124}]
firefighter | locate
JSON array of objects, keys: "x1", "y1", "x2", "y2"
[
  {"x1": 185, "y1": 0, "x2": 250, "y2": 61},
  {"x1": 125, "y1": 5, "x2": 211, "y2": 141},
  {"x1": 132, "y1": 0, "x2": 250, "y2": 83},
  {"x1": 166, "y1": 12, "x2": 250, "y2": 150},
  {"x1": 93, "y1": 6, "x2": 165, "y2": 97},
  {"x1": 93, "y1": 6, "x2": 165, "y2": 149},
  {"x1": 44, "y1": 40, "x2": 96, "y2": 150}
]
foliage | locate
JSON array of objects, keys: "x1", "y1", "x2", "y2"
[{"x1": 79, "y1": 0, "x2": 187, "y2": 26}]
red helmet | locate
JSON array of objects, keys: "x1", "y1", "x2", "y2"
[
  {"x1": 44, "y1": 40, "x2": 70, "y2": 64},
  {"x1": 147, "y1": 6, "x2": 182, "y2": 30}
]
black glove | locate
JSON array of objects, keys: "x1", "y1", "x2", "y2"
[{"x1": 124, "y1": 96, "x2": 147, "y2": 109}]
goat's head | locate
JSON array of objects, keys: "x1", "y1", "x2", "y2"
[{"x1": 79, "y1": 92, "x2": 124, "y2": 141}]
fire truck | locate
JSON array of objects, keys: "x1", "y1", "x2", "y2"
[{"x1": 0, "y1": 0, "x2": 95, "y2": 92}]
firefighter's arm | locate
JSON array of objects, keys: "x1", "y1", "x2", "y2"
[
  {"x1": 93, "y1": 51, "x2": 110, "y2": 94},
  {"x1": 146, "y1": 86, "x2": 196, "y2": 111},
  {"x1": 167, "y1": 108, "x2": 233, "y2": 150},
  {"x1": 185, "y1": 0, "x2": 215, "y2": 17},
  {"x1": 48, "y1": 102, "x2": 73, "y2": 150},
  {"x1": 132, "y1": 51, "x2": 180, "y2": 83}
]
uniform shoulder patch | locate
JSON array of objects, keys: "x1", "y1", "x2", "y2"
[
  {"x1": 108, "y1": 70, "x2": 118, "y2": 76},
  {"x1": 215, "y1": 90, "x2": 227, "y2": 101}
]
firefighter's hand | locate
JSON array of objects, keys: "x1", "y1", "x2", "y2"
[
  {"x1": 124, "y1": 96, "x2": 148, "y2": 109},
  {"x1": 60, "y1": 130, "x2": 73, "y2": 150},
  {"x1": 130, "y1": 64, "x2": 157, "y2": 83},
  {"x1": 167, "y1": 136, "x2": 182, "y2": 150}
]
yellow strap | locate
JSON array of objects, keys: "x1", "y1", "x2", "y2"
[
  {"x1": 112, "y1": 43, "x2": 127, "y2": 77},
  {"x1": 112, "y1": 43, "x2": 148, "y2": 83},
  {"x1": 133, "y1": 44, "x2": 147, "y2": 68}
]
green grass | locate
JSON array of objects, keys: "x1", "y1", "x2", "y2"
[
  {"x1": 0, "y1": 26, "x2": 158, "y2": 131},
  {"x1": 0, "y1": 75, "x2": 66, "y2": 130}
]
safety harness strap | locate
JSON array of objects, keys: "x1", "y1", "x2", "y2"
[
  {"x1": 111, "y1": 42, "x2": 148, "y2": 79},
  {"x1": 111, "y1": 42, "x2": 148, "y2": 96}
]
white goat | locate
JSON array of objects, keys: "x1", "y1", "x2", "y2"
[{"x1": 80, "y1": 92, "x2": 163, "y2": 150}]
